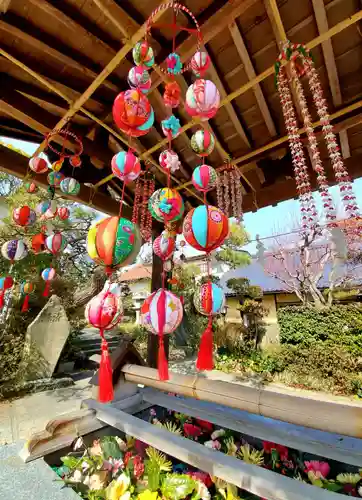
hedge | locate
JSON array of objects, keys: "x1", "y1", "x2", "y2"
[{"x1": 277, "y1": 304, "x2": 362, "y2": 355}]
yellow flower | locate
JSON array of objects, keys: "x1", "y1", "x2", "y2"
[
  {"x1": 336, "y1": 473, "x2": 361, "y2": 485},
  {"x1": 106, "y1": 473, "x2": 131, "y2": 500},
  {"x1": 137, "y1": 490, "x2": 159, "y2": 500}
]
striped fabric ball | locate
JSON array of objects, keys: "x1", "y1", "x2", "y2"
[
  {"x1": 29, "y1": 156, "x2": 48, "y2": 174},
  {"x1": 190, "y1": 129, "x2": 215, "y2": 157},
  {"x1": 57, "y1": 207, "x2": 70, "y2": 220},
  {"x1": 0, "y1": 276, "x2": 14, "y2": 291},
  {"x1": 111, "y1": 151, "x2": 141, "y2": 184},
  {"x1": 36, "y1": 200, "x2": 57, "y2": 219},
  {"x1": 1, "y1": 239, "x2": 28, "y2": 261},
  {"x1": 87, "y1": 216, "x2": 141, "y2": 272},
  {"x1": 45, "y1": 233, "x2": 67, "y2": 255},
  {"x1": 132, "y1": 40, "x2": 154, "y2": 68},
  {"x1": 47, "y1": 171, "x2": 64, "y2": 187},
  {"x1": 24, "y1": 181, "x2": 38, "y2": 193},
  {"x1": 21, "y1": 282, "x2": 35, "y2": 295},
  {"x1": 190, "y1": 51, "x2": 210, "y2": 77},
  {"x1": 13, "y1": 206, "x2": 36, "y2": 227},
  {"x1": 60, "y1": 177, "x2": 80, "y2": 195},
  {"x1": 128, "y1": 66, "x2": 151, "y2": 94},
  {"x1": 140, "y1": 289, "x2": 183, "y2": 335},
  {"x1": 183, "y1": 205, "x2": 229, "y2": 253},
  {"x1": 41, "y1": 267, "x2": 56, "y2": 282},
  {"x1": 194, "y1": 282, "x2": 225, "y2": 316},
  {"x1": 192, "y1": 164, "x2": 217, "y2": 192},
  {"x1": 153, "y1": 231, "x2": 176, "y2": 261},
  {"x1": 185, "y1": 79, "x2": 220, "y2": 120},
  {"x1": 85, "y1": 290, "x2": 123, "y2": 330}
]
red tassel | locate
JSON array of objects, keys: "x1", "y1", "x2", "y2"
[
  {"x1": 43, "y1": 281, "x2": 50, "y2": 297},
  {"x1": 158, "y1": 336, "x2": 169, "y2": 381},
  {"x1": 98, "y1": 335, "x2": 114, "y2": 403},
  {"x1": 196, "y1": 316, "x2": 214, "y2": 371},
  {"x1": 0, "y1": 291, "x2": 4, "y2": 310},
  {"x1": 157, "y1": 289, "x2": 169, "y2": 380},
  {"x1": 21, "y1": 294, "x2": 30, "y2": 313}
]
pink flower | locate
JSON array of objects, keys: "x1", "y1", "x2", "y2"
[
  {"x1": 186, "y1": 471, "x2": 213, "y2": 488},
  {"x1": 212, "y1": 440, "x2": 221, "y2": 450},
  {"x1": 183, "y1": 423, "x2": 202, "y2": 438},
  {"x1": 304, "y1": 460, "x2": 330, "y2": 479}
]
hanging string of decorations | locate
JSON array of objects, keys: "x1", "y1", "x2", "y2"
[
  {"x1": 274, "y1": 41, "x2": 360, "y2": 229},
  {"x1": 216, "y1": 160, "x2": 244, "y2": 221}
]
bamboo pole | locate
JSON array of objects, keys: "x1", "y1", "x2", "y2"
[{"x1": 121, "y1": 364, "x2": 362, "y2": 438}]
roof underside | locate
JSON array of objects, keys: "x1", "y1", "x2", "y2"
[{"x1": 1, "y1": 0, "x2": 362, "y2": 216}]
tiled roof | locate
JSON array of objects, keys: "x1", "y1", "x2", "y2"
[
  {"x1": 220, "y1": 260, "x2": 362, "y2": 295},
  {"x1": 119, "y1": 265, "x2": 152, "y2": 282}
]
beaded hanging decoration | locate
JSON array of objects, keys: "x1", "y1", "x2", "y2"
[
  {"x1": 216, "y1": 161, "x2": 244, "y2": 221},
  {"x1": 275, "y1": 41, "x2": 360, "y2": 229},
  {"x1": 132, "y1": 172, "x2": 155, "y2": 243}
]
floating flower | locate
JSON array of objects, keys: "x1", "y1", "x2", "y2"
[
  {"x1": 137, "y1": 491, "x2": 159, "y2": 500},
  {"x1": 186, "y1": 471, "x2": 213, "y2": 488},
  {"x1": 183, "y1": 423, "x2": 202, "y2": 438},
  {"x1": 87, "y1": 470, "x2": 109, "y2": 491},
  {"x1": 166, "y1": 52, "x2": 183, "y2": 75},
  {"x1": 106, "y1": 472, "x2": 131, "y2": 499},
  {"x1": 195, "y1": 418, "x2": 213, "y2": 432},
  {"x1": 211, "y1": 429, "x2": 225, "y2": 440},
  {"x1": 336, "y1": 473, "x2": 361, "y2": 485},
  {"x1": 304, "y1": 460, "x2": 330, "y2": 479}
]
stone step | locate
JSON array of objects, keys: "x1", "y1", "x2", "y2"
[
  {"x1": 80, "y1": 345, "x2": 119, "y2": 357},
  {"x1": 74, "y1": 339, "x2": 121, "y2": 348}
]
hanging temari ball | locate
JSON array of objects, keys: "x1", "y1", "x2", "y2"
[
  {"x1": 113, "y1": 90, "x2": 154, "y2": 137},
  {"x1": 1, "y1": 239, "x2": 28, "y2": 262},
  {"x1": 111, "y1": 151, "x2": 141, "y2": 184},
  {"x1": 183, "y1": 205, "x2": 229, "y2": 253},
  {"x1": 57, "y1": 207, "x2": 70, "y2": 220},
  {"x1": 153, "y1": 230, "x2": 176, "y2": 261},
  {"x1": 60, "y1": 177, "x2": 81, "y2": 196},
  {"x1": 45, "y1": 233, "x2": 67, "y2": 255},
  {"x1": 185, "y1": 79, "x2": 220, "y2": 120},
  {"x1": 192, "y1": 164, "x2": 217, "y2": 192},
  {"x1": 13, "y1": 206, "x2": 36, "y2": 227},
  {"x1": 128, "y1": 66, "x2": 151, "y2": 94},
  {"x1": 29, "y1": 156, "x2": 48, "y2": 174},
  {"x1": 148, "y1": 188, "x2": 184, "y2": 223},
  {"x1": 36, "y1": 200, "x2": 57, "y2": 219},
  {"x1": 87, "y1": 216, "x2": 141, "y2": 273},
  {"x1": 159, "y1": 149, "x2": 180, "y2": 173},
  {"x1": 41, "y1": 267, "x2": 56, "y2": 297},
  {"x1": 133, "y1": 40, "x2": 154, "y2": 68},
  {"x1": 194, "y1": 282, "x2": 226, "y2": 316},
  {"x1": 24, "y1": 181, "x2": 38, "y2": 193},
  {"x1": 190, "y1": 51, "x2": 210, "y2": 77},
  {"x1": 47, "y1": 171, "x2": 64, "y2": 188},
  {"x1": 191, "y1": 129, "x2": 215, "y2": 157}
]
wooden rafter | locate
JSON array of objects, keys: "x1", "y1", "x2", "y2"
[
  {"x1": 311, "y1": 0, "x2": 350, "y2": 159},
  {"x1": 32, "y1": 0, "x2": 171, "y2": 157},
  {"x1": 228, "y1": 21, "x2": 277, "y2": 137}
]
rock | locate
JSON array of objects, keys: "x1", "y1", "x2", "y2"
[
  {"x1": 22, "y1": 295, "x2": 70, "y2": 380},
  {"x1": 0, "y1": 377, "x2": 74, "y2": 401}
]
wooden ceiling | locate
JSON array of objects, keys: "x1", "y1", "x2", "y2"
[{"x1": 1, "y1": 0, "x2": 362, "y2": 216}]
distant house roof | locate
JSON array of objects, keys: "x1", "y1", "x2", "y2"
[
  {"x1": 119, "y1": 264, "x2": 152, "y2": 282},
  {"x1": 220, "y1": 260, "x2": 362, "y2": 295}
]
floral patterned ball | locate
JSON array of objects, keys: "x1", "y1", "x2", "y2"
[
  {"x1": 140, "y1": 289, "x2": 183, "y2": 335},
  {"x1": 190, "y1": 129, "x2": 215, "y2": 157},
  {"x1": 128, "y1": 66, "x2": 151, "y2": 94},
  {"x1": 148, "y1": 188, "x2": 184, "y2": 223},
  {"x1": 183, "y1": 205, "x2": 229, "y2": 252},
  {"x1": 132, "y1": 40, "x2": 154, "y2": 67},
  {"x1": 185, "y1": 79, "x2": 220, "y2": 120}
]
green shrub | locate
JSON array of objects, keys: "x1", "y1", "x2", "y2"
[{"x1": 278, "y1": 304, "x2": 362, "y2": 354}]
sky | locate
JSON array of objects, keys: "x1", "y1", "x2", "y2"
[{"x1": 2, "y1": 136, "x2": 362, "y2": 257}]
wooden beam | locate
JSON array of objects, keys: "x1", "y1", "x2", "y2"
[
  {"x1": 139, "y1": 9, "x2": 362, "y2": 165},
  {"x1": 311, "y1": 0, "x2": 350, "y2": 158},
  {"x1": 207, "y1": 55, "x2": 251, "y2": 149},
  {"x1": 91, "y1": 0, "x2": 140, "y2": 40},
  {"x1": 228, "y1": 21, "x2": 277, "y2": 137},
  {"x1": 0, "y1": 0, "x2": 10, "y2": 13},
  {"x1": 0, "y1": 20, "x2": 118, "y2": 95},
  {"x1": 32, "y1": 0, "x2": 171, "y2": 157},
  {"x1": 0, "y1": 144, "x2": 123, "y2": 216}
]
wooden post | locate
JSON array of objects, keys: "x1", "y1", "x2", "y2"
[{"x1": 147, "y1": 229, "x2": 169, "y2": 367}]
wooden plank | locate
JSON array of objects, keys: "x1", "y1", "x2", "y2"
[
  {"x1": 142, "y1": 389, "x2": 362, "y2": 467},
  {"x1": 121, "y1": 364, "x2": 362, "y2": 438},
  {"x1": 311, "y1": 0, "x2": 350, "y2": 158},
  {"x1": 228, "y1": 21, "x2": 277, "y2": 137},
  {"x1": 84, "y1": 400, "x2": 340, "y2": 500},
  {"x1": 91, "y1": 0, "x2": 141, "y2": 40},
  {"x1": 0, "y1": 0, "x2": 11, "y2": 13}
]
